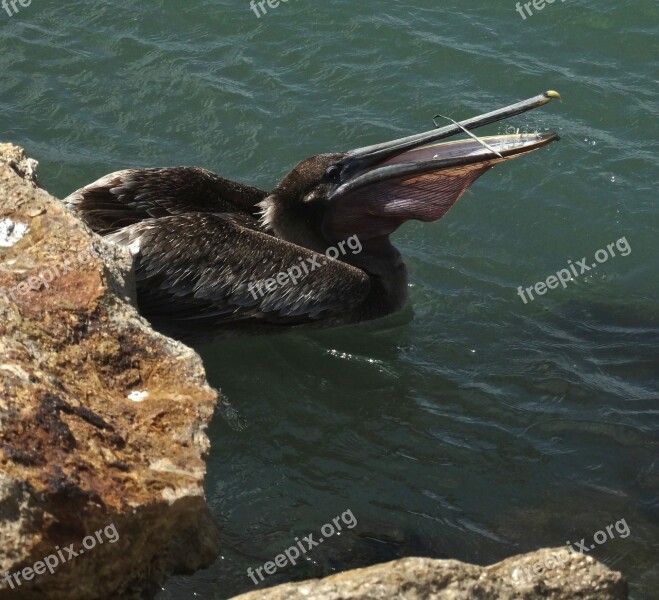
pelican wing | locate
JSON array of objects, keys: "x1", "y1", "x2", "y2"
[
  {"x1": 64, "y1": 167, "x2": 267, "y2": 234},
  {"x1": 107, "y1": 213, "x2": 370, "y2": 332}
]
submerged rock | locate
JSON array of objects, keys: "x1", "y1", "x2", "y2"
[
  {"x1": 0, "y1": 144, "x2": 219, "y2": 599},
  {"x1": 230, "y1": 548, "x2": 628, "y2": 600}
]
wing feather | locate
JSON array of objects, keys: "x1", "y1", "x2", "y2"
[
  {"x1": 65, "y1": 167, "x2": 267, "y2": 234},
  {"x1": 107, "y1": 213, "x2": 370, "y2": 334}
]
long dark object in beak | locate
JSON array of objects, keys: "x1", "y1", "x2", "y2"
[{"x1": 346, "y1": 90, "x2": 561, "y2": 164}]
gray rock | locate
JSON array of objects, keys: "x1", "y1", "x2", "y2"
[{"x1": 231, "y1": 548, "x2": 628, "y2": 600}]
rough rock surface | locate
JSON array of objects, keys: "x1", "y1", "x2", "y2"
[
  {"x1": 0, "y1": 144, "x2": 220, "y2": 599},
  {"x1": 231, "y1": 548, "x2": 628, "y2": 600}
]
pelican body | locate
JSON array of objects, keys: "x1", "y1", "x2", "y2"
[{"x1": 65, "y1": 92, "x2": 560, "y2": 342}]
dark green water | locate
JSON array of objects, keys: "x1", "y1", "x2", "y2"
[{"x1": 2, "y1": 1, "x2": 657, "y2": 598}]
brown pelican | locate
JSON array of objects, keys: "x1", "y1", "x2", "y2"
[{"x1": 65, "y1": 91, "x2": 560, "y2": 342}]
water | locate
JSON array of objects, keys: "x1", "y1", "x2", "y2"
[{"x1": 1, "y1": 1, "x2": 657, "y2": 598}]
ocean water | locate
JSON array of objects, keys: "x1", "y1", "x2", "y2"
[{"x1": 1, "y1": 0, "x2": 657, "y2": 598}]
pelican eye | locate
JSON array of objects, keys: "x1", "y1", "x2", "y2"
[{"x1": 325, "y1": 165, "x2": 341, "y2": 184}]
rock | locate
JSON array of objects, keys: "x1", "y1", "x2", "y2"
[
  {"x1": 0, "y1": 143, "x2": 39, "y2": 188},
  {"x1": 0, "y1": 144, "x2": 220, "y2": 599},
  {"x1": 230, "y1": 548, "x2": 628, "y2": 600}
]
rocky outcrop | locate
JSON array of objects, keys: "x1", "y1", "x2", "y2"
[
  {"x1": 0, "y1": 144, "x2": 220, "y2": 599},
  {"x1": 231, "y1": 548, "x2": 628, "y2": 600}
]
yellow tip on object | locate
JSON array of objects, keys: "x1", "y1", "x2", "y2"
[{"x1": 545, "y1": 90, "x2": 561, "y2": 99}]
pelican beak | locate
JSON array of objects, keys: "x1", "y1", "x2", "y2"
[{"x1": 323, "y1": 91, "x2": 560, "y2": 239}]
